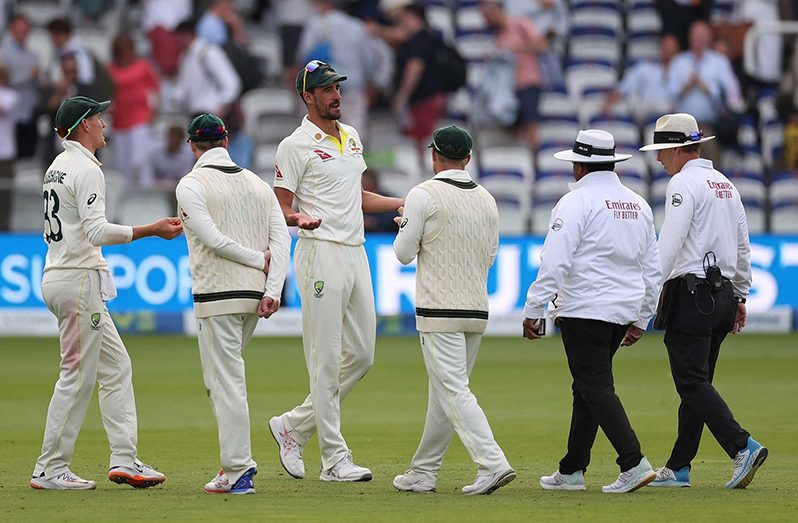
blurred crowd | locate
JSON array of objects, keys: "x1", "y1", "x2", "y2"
[{"x1": 0, "y1": 0, "x2": 797, "y2": 233}]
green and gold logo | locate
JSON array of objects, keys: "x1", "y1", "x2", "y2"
[
  {"x1": 90, "y1": 312, "x2": 101, "y2": 330},
  {"x1": 314, "y1": 280, "x2": 325, "y2": 297}
]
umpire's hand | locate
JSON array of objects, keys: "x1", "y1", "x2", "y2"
[
  {"x1": 258, "y1": 297, "x2": 280, "y2": 319},
  {"x1": 522, "y1": 318, "x2": 544, "y2": 340},
  {"x1": 620, "y1": 325, "x2": 644, "y2": 346}
]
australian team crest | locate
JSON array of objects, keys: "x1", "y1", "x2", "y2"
[
  {"x1": 314, "y1": 280, "x2": 325, "y2": 298},
  {"x1": 90, "y1": 312, "x2": 101, "y2": 330},
  {"x1": 348, "y1": 137, "x2": 362, "y2": 157}
]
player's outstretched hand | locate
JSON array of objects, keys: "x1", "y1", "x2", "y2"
[
  {"x1": 258, "y1": 296, "x2": 280, "y2": 319},
  {"x1": 290, "y1": 212, "x2": 322, "y2": 230},
  {"x1": 152, "y1": 217, "x2": 183, "y2": 239},
  {"x1": 393, "y1": 206, "x2": 405, "y2": 226},
  {"x1": 621, "y1": 325, "x2": 644, "y2": 346}
]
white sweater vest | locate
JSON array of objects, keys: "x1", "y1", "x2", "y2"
[
  {"x1": 185, "y1": 165, "x2": 272, "y2": 318},
  {"x1": 414, "y1": 178, "x2": 498, "y2": 333}
]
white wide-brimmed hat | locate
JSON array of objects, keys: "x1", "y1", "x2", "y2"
[
  {"x1": 553, "y1": 129, "x2": 632, "y2": 163},
  {"x1": 639, "y1": 113, "x2": 716, "y2": 151}
]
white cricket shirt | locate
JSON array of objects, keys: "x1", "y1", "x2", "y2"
[
  {"x1": 43, "y1": 140, "x2": 133, "y2": 271},
  {"x1": 658, "y1": 158, "x2": 752, "y2": 298},
  {"x1": 524, "y1": 171, "x2": 661, "y2": 329},
  {"x1": 274, "y1": 116, "x2": 367, "y2": 246}
]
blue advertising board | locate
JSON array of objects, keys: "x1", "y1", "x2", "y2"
[{"x1": 2, "y1": 233, "x2": 798, "y2": 316}]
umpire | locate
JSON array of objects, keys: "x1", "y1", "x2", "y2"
[
  {"x1": 523, "y1": 130, "x2": 661, "y2": 494},
  {"x1": 640, "y1": 113, "x2": 767, "y2": 489}
]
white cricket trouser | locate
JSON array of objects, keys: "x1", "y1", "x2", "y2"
[
  {"x1": 34, "y1": 269, "x2": 138, "y2": 479},
  {"x1": 197, "y1": 313, "x2": 258, "y2": 481},
  {"x1": 280, "y1": 239, "x2": 376, "y2": 470},
  {"x1": 410, "y1": 331, "x2": 511, "y2": 476},
  {"x1": 112, "y1": 123, "x2": 154, "y2": 187}
]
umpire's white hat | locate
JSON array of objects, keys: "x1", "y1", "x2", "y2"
[
  {"x1": 553, "y1": 129, "x2": 632, "y2": 163},
  {"x1": 639, "y1": 113, "x2": 716, "y2": 151}
]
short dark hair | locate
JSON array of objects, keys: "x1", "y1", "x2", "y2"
[
  {"x1": 174, "y1": 19, "x2": 196, "y2": 35},
  {"x1": 681, "y1": 143, "x2": 701, "y2": 153},
  {"x1": 47, "y1": 17, "x2": 72, "y2": 34},
  {"x1": 583, "y1": 162, "x2": 615, "y2": 173},
  {"x1": 194, "y1": 139, "x2": 225, "y2": 152}
]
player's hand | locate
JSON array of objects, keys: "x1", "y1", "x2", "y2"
[
  {"x1": 290, "y1": 212, "x2": 322, "y2": 230},
  {"x1": 732, "y1": 303, "x2": 747, "y2": 334},
  {"x1": 393, "y1": 206, "x2": 405, "y2": 226},
  {"x1": 263, "y1": 249, "x2": 271, "y2": 274},
  {"x1": 621, "y1": 325, "x2": 645, "y2": 346},
  {"x1": 522, "y1": 318, "x2": 544, "y2": 341},
  {"x1": 258, "y1": 296, "x2": 280, "y2": 319},
  {"x1": 154, "y1": 217, "x2": 183, "y2": 239}
]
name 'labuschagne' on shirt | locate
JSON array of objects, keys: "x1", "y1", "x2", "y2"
[
  {"x1": 605, "y1": 199, "x2": 641, "y2": 220},
  {"x1": 706, "y1": 180, "x2": 734, "y2": 199},
  {"x1": 43, "y1": 169, "x2": 68, "y2": 184}
]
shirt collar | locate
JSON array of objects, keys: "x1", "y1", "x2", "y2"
[
  {"x1": 300, "y1": 115, "x2": 341, "y2": 143},
  {"x1": 433, "y1": 168, "x2": 473, "y2": 182},
  {"x1": 568, "y1": 170, "x2": 619, "y2": 191},
  {"x1": 683, "y1": 158, "x2": 713, "y2": 171},
  {"x1": 192, "y1": 147, "x2": 235, "y2": 170},
  {"x1": 62, "y1": 139, "x2": 102, "y2": 166}
]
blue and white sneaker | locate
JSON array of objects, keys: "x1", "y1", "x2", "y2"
[
  {"x1": 649, "y1": 466, "x2": 691, "y2": 488},
  {"x1": 203, "y1": 467, "x2": 257, "y2": 495},
  {"x1": 726, "y1": 437, "x2": 768, "y2": 489}
]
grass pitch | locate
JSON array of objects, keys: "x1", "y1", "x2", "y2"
[{"x1": 1, "y1": 333, "x2": 796, "y2": 522}]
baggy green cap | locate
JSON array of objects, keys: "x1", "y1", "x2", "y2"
[
  {"x1": 187, "y1": 114, "x2": 228, "y2": 142},
  {"x1": 54, "y1": 96, "x2": 111, "y2": 134},
  {"x1": 295, "y1": 60, "x2": 347, "y2": 95},
  {"x1": 428, "y1": 125, "x2": 473, "y2": 159}
]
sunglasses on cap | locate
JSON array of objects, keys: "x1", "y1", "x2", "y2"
[{"x1": 302, "y1": 60, "x2": 326, "y2": 94}]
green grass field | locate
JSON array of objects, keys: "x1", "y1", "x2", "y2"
[{"x1": 1, "y1": 333, "x2": 796, "y2": 522}]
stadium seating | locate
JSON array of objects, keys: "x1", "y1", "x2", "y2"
[
  {"x1": 116, "y1": 188, "x2": 174, "y2": 226},
  {"x1": 9, "y1": 187, "x2": 43, "y2": 232}
]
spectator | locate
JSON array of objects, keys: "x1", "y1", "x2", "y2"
[
  {"x1": 142, "y1": 0, "x2": 193, "y2": 77},
  {"x1": 602, "y1": 33, "x2": 680, "y2": 124},
  {"x1": 197, "y1": 0, "x2": 247, "y2": 46},
  {"x1": 378, "y1": 1, "x2": 447, "y2": 152},
  {"x1": 270, "y1": 0, "x2": 313, "y2": 85},
  {"x1": 41, "y1": 54, "x2": 80, "y2": 164},
  {"x1": 150, "y1": 124, "x2": 196, "y2": 190},
  {"x1": 656, "y1": 0, "x2": 712, "y2": 51},
  {"x1": 736, "y1": 0, "x2": 781, "y2": 89},
  {"x1": 668, "y1": 20, "x2": 743, "y2": 165},
  {"x1": 173, "y1": 19, "x2": 241, "y2": 117},
  {"x1": 224, "y1": 103, "x2": 254, "y2": 169},
  {"x1": 479, "y1": 0, "x2": 548, "y2": 150},
  {"x1": 46, "y1": 18, "x2": 95, "y2": 87},
  {"x1": 0, "y1": 63, "x2": 19, "y2": 231},
  {"x1": 108, "y1": 34, "x2": 160, "y2": 187},
  {"x1": 298, "y1": 0, "x2": 374, "y2": 134},
  {"x1": 0, "y1": 14, "x2": 40, "y2": 158}
]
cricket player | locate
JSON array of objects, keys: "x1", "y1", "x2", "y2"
[
  {"x1": 268, "y1": 60, "x2": 403, "y2": 482},
  {"x1": 32, "y1": 96, "x2": 182, "y2": 490},
  {"x1": 392, "y1": 125, "x2": 516, "y2": 496},
  {"x1": 177, "y1": 113, "x2": 291, "y2": 495}
]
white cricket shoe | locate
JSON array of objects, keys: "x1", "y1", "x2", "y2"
[
  {"x1": 269, "y1": 416, "x2": 305, "y2": 479},
  {"x1": 203, "y1": 467, "x2": 257, "y2": 494},
  {"x1": 31, "y1": 470, "x2": 96, "y2": 490},
  {"x1": 540, "y1": 469, "x2": 586, "y2": 491},
  {"x1": 393, "y1": 469, "x2": 436, "y2": 493},
  {"x1": 108, "y1": 459, "x2": 165, "y2": 488},
  {"x1": 320, "y1": 454, "x2": 372, "y2": 482},
  {"x1": 462, "y1": 468, "x2": 516, "y2": 495},
  {"x1": 602, "y1": 456, "x2": 656, "y2": 494}
]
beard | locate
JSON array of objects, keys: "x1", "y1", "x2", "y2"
[{"x1": 314, "y1": 98, "x2": 341, "y2": 121}]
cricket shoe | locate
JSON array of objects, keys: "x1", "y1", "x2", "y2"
[
  {"x1": 602, "y1": 456, "x2": 656, "y2": 493},
  {"x1": 540, "y1": 469, "x2": 586, "y2": 491},
  {"x1": 108, "y1": 459, "x2": 165, "y2": 488},
  {"x1": 462, "y1": 468, "x2": 516, "y2": 495},
  {"x1": 393, "y1": 469, "x2": 436, "y2": 493},
  {"x1": 320, "y1": 454, "x2": 372, "y2": 482},
  {"x1": 204, "y1": 468, "x2": 257, "y2": 495},
  {"x1": 31, "y1": 470, "x2": 96, "y2": 490},
  {"x1": 726, "y1": 437, "x2": 768, "y2": 489},
  {"x1": 269, "y1": 416, "x2": 305, "y2": 479},
  {"x1": 648, "y1": 466, "x2": 691, "y2": 488}
]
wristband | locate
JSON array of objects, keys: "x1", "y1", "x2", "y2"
[{"x1": 735, "y1": 296, "x2": 746, "y2": 304}]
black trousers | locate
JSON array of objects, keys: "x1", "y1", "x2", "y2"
[
  {"x1": 557, "y1": 317, "x2": 644, "y2": 474},
  {"x1": 663, "y1": 279, "x2": 749, "y2": 471}
]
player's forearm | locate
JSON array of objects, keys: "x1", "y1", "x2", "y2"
[{"x1": 362, "y1": 191, "x2": 403, "y2": 213}]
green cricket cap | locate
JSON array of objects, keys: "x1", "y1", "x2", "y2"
[
  {"x1": 428, "y1": 125, "x2": 473, "y2": 160},
  {"x1": 187, "y1": 113, "x2": 228, "y2": 142},
  {"x1": 295, "y1": 60, "x2": 347, "y2": 95},
  {"x1": 54, "y1": 96, "x2": 110, "y2": 130}
]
